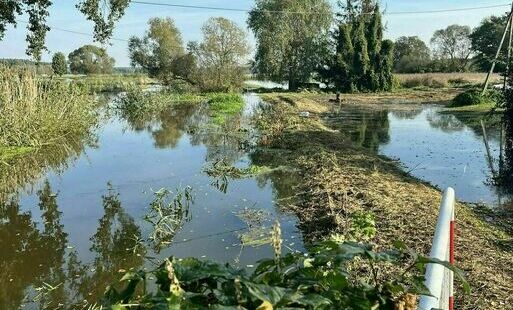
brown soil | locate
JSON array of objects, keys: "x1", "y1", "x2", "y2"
[{"x1": 253, "y1": 92, "x2": 513, "y2": 309}]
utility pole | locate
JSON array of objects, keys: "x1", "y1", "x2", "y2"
[{"x1": 482, "y1": 2, "x2": 513, "y2": 95}]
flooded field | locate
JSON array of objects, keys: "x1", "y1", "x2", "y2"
[
  {"x1": 327, "y1": 104, "x2": 510, "y2": 206},
  {"x1": 1, "y1": 94, "x2": 510, "y2": 307},
  {"x1": 0, "y1": 94, "x2": 303, "y2": 308}
]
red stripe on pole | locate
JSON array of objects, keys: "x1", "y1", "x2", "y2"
[
  {"x1": 450, "y1": 218, "x2": 455, "y2": 310},
  {"x1": 450, "y1": 220, "x2": 455, "y2": 264}
]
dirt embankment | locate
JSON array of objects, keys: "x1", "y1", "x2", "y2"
[{"x1": 253, "y1": 92, "x2": 513, "y2": 309}]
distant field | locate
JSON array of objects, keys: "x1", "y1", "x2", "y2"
[{"x1": 395, "y1": 72, "x2": 502, "y2": 85}]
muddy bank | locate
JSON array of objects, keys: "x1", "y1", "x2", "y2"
[{"x1": 252, "y1": 92, "x2": 513, "y2": 309}]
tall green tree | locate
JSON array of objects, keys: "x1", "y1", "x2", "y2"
[
  {"x1": 248, "y1": 0, "x2": 333, "y2": 91},
  {"x1": 128, "y1": 18, "x2": 191, "y2": 84},
  {"x1": 68, "y1": 45, "x2": 114, "y2": 74},
  {"x1": 326, "y1": 1, "x2": 393, "y2": 92},
  {"x1": 393, "y1": 36, "x2": 431, "y2": 73},
  {"x1": 470, "y1": 14, "x2": 510, "y2": 72},
  {"x1": 51, "y1": 52, "x2": 67, "y2": 75},
  {"x1": 0, "y1": 0, "x2": 130, "y2": 60},
  {"x1": 190, "y1": 17, "x2": 250, "y2": 92},
  {"x1": 431, "y1": 24, "x2": 472, "y2": 72}
]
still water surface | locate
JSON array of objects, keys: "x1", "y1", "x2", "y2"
[{"x1": 1, "y1": 95, "x2": 509, "y2": 308}]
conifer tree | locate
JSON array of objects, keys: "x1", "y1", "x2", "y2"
[
  {"x1": 352, "y1": 18, "x2": 370, "y2": 90},
  {"x1": 326, "y1": 0, "x2": 393, "y2": 92}
]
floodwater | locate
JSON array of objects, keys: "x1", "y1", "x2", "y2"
[
  {"x1": 326, "y1": 104, "x2": 510, "y2": 206},
  {"x1": 0, "y1": 93, "x2": 303, "y2": 308},
  {"x1": 2, "y1": 94, "x2": 510, "y2": 308}
]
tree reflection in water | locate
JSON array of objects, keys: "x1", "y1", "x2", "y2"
[{"x1": 0, "y1": 182, "x2": 145, "y2": 308}]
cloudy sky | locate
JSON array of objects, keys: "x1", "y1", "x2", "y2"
[{"x1": 0, "y1": 0, "x2": 510, "y2": 67}]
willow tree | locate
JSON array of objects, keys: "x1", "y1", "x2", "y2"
[
  {"x1": 128, "y1": 18, "x2": 189, "y2": 84},
  {"x1": 248, "y1": 0, "x2": 333, "y2": 91},
  {"x1": 0, "y1": 0, "x2": 130, "y2": 61},
  {"x1": 190, "y1": 17, "x2": 250, "y2": 92}
]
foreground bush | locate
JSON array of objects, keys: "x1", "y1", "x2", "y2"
[
  {"x1": 0, "y1": 66, "x2": 97, "y2": 148},
  {"x1": 103, "y1": 240, "x2": 467, "y2": 309},
  {"x1": 451, "y1": 88, "x2": 502, "y2": 107}
]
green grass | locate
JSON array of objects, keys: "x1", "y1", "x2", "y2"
[
  {"x1": 449, "y1": 88, "x2": 502, "y2": 108},
  {"x1": 62, "y1": 74, "x2": 151, "y2": 94},
  {"x1": 117, "y1": 86, "x2": 205, "y2": 118},
  {"x1": 0, "y1": 146, "x2": 34, "y2": 163},
  {"x1": 0, "y1": 66, "x2": 98, "y2": 149},
  {"x1": 207, "y1": 93, "x2": 245, "y2": 125}
]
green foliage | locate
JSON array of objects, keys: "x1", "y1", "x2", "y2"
[
  {"x1": 68, "y1": 45, "x2": 115, "y2": 74},
  {"x1": 326, "y1": 1, "x2": 394, "y2": 92},
  {"x1": 102, "y1": 240, "x2": 469, "y2": 308},
  {"x1": 76, "y1": 0, "x2": 130, "y2": 44},
  {"x1": 70, "y1": 74, "x2": 147, "y2": 94},
  {"x1": 144, "y1": 187, "x2": 194, "y2": 251},
  {"x1": 393, "y1": 36, "x2": 431, "y2": 73},
  {"x1": 248, "y1": 0, "x2": 333, "y2": 90},
  {"x1": 0, "y1": 146, "x2": 34, "y2": 164},
  {"x1": 348, "y1": 211, "x2": 377, "y2": 241},
  {"x1": 0, "y1": 0, "x2": 130, "y2": 60},
  {"x1": 451, "y1": 89, "x2": 502, "y2": 107},
  {"x1": 51, "y1": 52, "x2": 67, "y2": 76},
  {"x1": 191, "y1": 17, "x2": 250, "y2": 92},
  {"x1": 0, "y1": 0, "x2": 52, "y2": 61},
  {"x1": 430, "y1": 25, "x2": 472, "y2": 72},
  {"x1": 470, "y1": 14, "x2": 510, "y2": 73},
  {"x1": 207, "y1": 93, "x2": 245, "y2": 124},
  {"x1": 0, "y1": 66, "x2": 98, "y2": 148},
  {"x1": 128, "y1": 18, "x2": 191, "y2": 84},
  {"x1": 116, "y1": 86, "x2": 204, "y2": 119},
  {"x1": 0, "y1": 58, "x2": 53, "y2": 74}
]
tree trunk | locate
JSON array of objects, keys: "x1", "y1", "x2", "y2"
[{"x1": 288, "y1": 79, "x2": 299, "y2": 91}]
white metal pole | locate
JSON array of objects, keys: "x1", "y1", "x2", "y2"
[{"x1": 418, "y1": 187, "x2": 456, "y2": 310}]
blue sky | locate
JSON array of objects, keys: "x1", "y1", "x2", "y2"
[{"x1": 0, "y1": 0, "x2": 510, "y2": 67}]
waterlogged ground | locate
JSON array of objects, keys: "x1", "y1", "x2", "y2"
[
  {"x1": 1, "y1": 93, "x2": 510, "y2": 308},
  {"x1": 326, "y1": 104, "x2": 510, "y2": 206},
  {"x1": 0, "y1": 93, "x2": 304, "y2": 308}
]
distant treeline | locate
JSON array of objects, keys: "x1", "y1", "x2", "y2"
[
  {"x1": 393, "y1": 14, "x2": 511, "y2": 73},
  {"x1": 0, "y1": 58, "x2": 143, "y2": 75},
  {"x1": 0, "y1": 58, "x2": 53, "y2": 74}
]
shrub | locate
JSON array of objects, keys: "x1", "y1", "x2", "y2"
[
  {"x1": 0, "y1": 66, "x2": 97, "y2": 148},
  {"x1": 103, "y1": 240, "x2": 468, "y2": 309},
  {"x1": 451, "y1": 88, "x2": 502, "y2": 107},
  {"x1": 401, "y1": 75, "x2": 447, "y2": 89}
]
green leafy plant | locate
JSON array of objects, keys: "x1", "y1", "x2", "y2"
[
  {"x1": 144, "y1": 187, "x2": 194, "y2": 251},
  {"x1": 348, "y1": 211, "x2": 377, "y2": 241},
  {"x1": 207, "y1": 93, "x2": 245, "y2": 125},
  {"x1": 451, "y1": 88, "x2": 502, "y2": 107},
  {"x1": 102, "y1": 240, "x2": 469, "y2": 309}
]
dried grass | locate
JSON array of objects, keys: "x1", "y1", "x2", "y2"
[{"x1": 254, "y1": 93, "x2": 513, "y2": 309}]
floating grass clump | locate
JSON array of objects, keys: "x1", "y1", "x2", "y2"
[
  {"x1": 0, "y1": 66, "x2": 98, "y2": 152},
  {"x1": 207, "y1": 93, "x2": 245, "y2": 125}
]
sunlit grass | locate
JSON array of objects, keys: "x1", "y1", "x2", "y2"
[{"x1": 0, "y1": 66, "x2": 98, "y2": 149}]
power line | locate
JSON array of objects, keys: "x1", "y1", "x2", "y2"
[
  {"x1": 130, "y1": 0, "x2": 511, "y2": 15},
  {"x1": 16, "y1": 1, "x2": 512, "y2": 44},
  {"x1": 18, "y1": 20, "x2": 130, "y2": 42}
]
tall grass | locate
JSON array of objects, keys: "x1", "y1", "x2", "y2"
[{"x1": 0, "y1": 66, "x2": 98, "y2": 148}]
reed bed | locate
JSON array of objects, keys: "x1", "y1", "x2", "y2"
[{"x1": 0, "y1": 66, "x2": 98, "y2": 149}]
